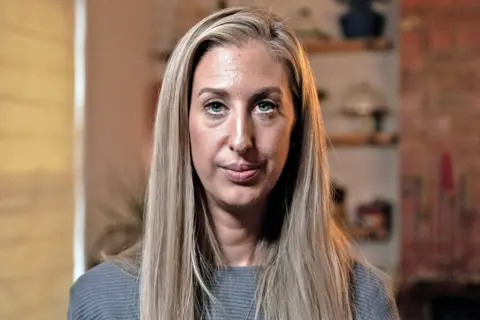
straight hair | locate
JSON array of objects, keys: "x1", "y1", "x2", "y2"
[{"x1": 140, "y1": 6, "x2": 353, "y2": 320}]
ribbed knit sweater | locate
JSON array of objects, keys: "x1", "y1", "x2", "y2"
[{"x1": 68, "y1": 261, "x2": 400, "y2": 320}]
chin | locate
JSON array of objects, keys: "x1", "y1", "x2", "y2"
[{"x1": 218, "y1": 185, "x2": 266, "y2": 210}]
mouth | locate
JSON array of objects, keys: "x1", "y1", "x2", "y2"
[{"x1": 220, "y1": 163, "x2": 262, "y2": 184}]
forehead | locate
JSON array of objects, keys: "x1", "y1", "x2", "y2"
[{"x1": 191, "y1": 41, "x2": 289, "y2": 91}]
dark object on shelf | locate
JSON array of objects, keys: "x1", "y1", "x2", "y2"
[
  {"x1": 331, "y1": 182, "x2": 378, "y2": 240},
  {"x1": 356, "y1": 198, "x2": 393, "y2": 240},
  {"x1": 317, "y1": 88, "x2": 329, "y2": 101},
  {"x1": 332, "y1": 182, "x2": 346, "y2": 205},
  {"x1": 371, "y1": 108, "x2": 389, "y2": 132},
  {"x1": 338, "y1": 0, "x2": 386, "y2": 39},
  {"x1": 331, "y1": 182, "x2": 351, "y2": 235},
  {"x1": 217, "y1": 0, "x2": 228, "y2": 10}
]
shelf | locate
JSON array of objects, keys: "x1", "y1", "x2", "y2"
[
  {"x1": 303, "y1": 37, "x2": 393, "y2": 54},
  {"x1": 153, "y1": 38, "x2": 393, "y2": 62},
  {"x1": 327, "y1": 133, "x2": 399, "y2": 147}
]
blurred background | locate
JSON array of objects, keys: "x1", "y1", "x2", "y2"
[{"x1": 0, "y1": 0, "x2": 478, "y2": 319}]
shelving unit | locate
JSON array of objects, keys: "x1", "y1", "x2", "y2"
[
  {"x1": 303, "y1": 37, "x2": 393, "y2": 54},
  {"x1": 306, "y1": 38, "x2": 396, "y2": 150},
  {"x1": 153, "y1": 37, "x2": 393, "y2": 62},
  {"x1": 327, "y1": 133, "x2": 399, "y2": 148},
  {"x1": 312, "y1": 34, "x2": 398, "y2": 264}
]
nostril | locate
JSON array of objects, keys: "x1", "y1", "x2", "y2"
[{"x1": 229, "y1": 138, "x2": 251, "y2": 153}]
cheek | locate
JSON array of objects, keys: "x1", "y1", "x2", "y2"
[
  {"x1": 189, "y1": 118, "x2": 217, "y2": 173},
  {"x1": 257, "y1": 127, "x2": 292, "y2": 169}
]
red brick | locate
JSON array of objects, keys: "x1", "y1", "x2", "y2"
[
  {"x1": 402, "y1": 0, "x2": 434, "y2": 8},
  {"x1": 401, "y1": 70, "x2": 426, "y2": 94},
  {"x1": 401, "y1": 32, "x2": 425, "y2": 70},
  {"x1": 435, "y1": 0, "x2": 457, "y2": 5},
  {"x1": 402, "y1": 0, "x2": 423, "y2": 8},
  {"x1": 429, "y1": 30, "x2": 454, "y2": 51},
  {"x1": 456, "y1": 0, "x2": 480, "y2": 5},
  {"x1": 423, "y1": 6, "x2": 480, "y2": 29},
  {"x1": 447, "y1": 7, "x2": 480, "y2": 24},
  {"x1": 418, "y1": 11, "x2": 457, "y2": 52},
  {"x1": 472, "y1": 95, "x2": 480, "y2": 111},
  {"x1": 456, "y1": 23, "x2": 480, "y2": 48}
]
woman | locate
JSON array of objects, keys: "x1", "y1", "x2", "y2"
[{"x1": 68, "y1": 6, "x2": 400, "y2": 320}]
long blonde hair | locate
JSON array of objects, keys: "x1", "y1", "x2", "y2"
[{"x1": 141, "y1": 6, "x2": 353, "y2": 320}]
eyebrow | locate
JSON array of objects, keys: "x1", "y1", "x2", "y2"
[
  {"x1": 197, "y1": 87, "x2": 229, "y2": 98},
  {"x1": 197, "y1": 86, "x2": 283, "y2": 99}
]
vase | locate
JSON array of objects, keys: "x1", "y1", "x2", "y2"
[{"x1": 340, "y1": 0, "x2": 386, "y2": 39}]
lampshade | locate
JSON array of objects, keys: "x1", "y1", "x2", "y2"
[{"x1": 340, "y1": 81, "x2": 389, "y2": 117}]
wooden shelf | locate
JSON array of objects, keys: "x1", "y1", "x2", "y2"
[
  {"x1": 303, "y1": 38, "x2": 393, "y2": 54},
  {"x1": 328, "y1": 133, "x2": 399, "y2": 147},
  {"x1": 153, "y1": 38, "x2": 393, "y2": 62}
]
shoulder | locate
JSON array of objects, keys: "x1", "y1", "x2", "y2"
[
  {"x1": 67, "y1": 261, "x2": 140, "y2": 320},
  {"x1": 351, "y1": 262, "x2": 400, "y2": 320}
]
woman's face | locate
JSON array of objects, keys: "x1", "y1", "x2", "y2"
[{"x1": 189, "y1": 41, "x2": 295, "y2": 211}]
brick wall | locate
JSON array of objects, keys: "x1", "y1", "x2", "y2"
[
  {"x1": 0, "y1": 1, "x2": 74, "y2": 319},
  {"x1": 400, "y1": 0, "x2": 480, "y2": 285}
]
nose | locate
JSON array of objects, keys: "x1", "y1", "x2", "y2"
[{"x1": 228, "y1": 110, "x2": 253, "y2": 153}]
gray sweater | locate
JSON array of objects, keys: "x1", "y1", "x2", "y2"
[{"x1": 68, "y1": 261, "x2": 400, "y2": 320}]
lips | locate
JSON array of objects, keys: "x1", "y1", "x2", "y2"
[{"x1": 221, "y1": 163, "x2": 262, "y2": 184}]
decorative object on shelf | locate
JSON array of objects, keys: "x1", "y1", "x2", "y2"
[
  {"x1": 331, "y1": 182, "x2": 382, "y2": 239},
  {"x1": 317, "y1": 88, "x2": 329, "y2": 102},
  {"x1": 217, "y1": 0, "x2": 228, "y2": 10},
  {"x1": 433, "y1": 151, "x2": 477, "y2": 277},
  {"x1": 332, "y1": 182, "x2": 351, "y2": 234},
  {"x1": 291, "y1": 7, "x2": 331, "y2": 43},
  {"x1": 355, "y1": 198, "x2": 393, "y2": 240},
  {"x1": 401, "y1": 153, "x2": 478, "y2": 288},
  {"x1": 340, "y1": 81, "x2": 391, "y2": 134},
  {"x1": 336, "y1": 0, "x2": 387, "y2": 39}
]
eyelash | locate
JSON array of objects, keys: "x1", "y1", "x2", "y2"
[
  {"x1": 254, "y1": 100, "x2": 278, "y2": 114},
  {"x1": 204, "y1": 101, "x2": 227, "y2": 117}
]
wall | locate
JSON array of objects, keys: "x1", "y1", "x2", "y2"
[
  {"x1": 400, "y1": 0, "x2": 480, "y2": 283},
  {"x1": 0, "y1": 1, "x2": 75, "y2": 319},
  {"x1": 152, "y1": 0, "x2": 400, "y2": 271},
  {"x1": 83, "y1": 0, "x2": 156, "y2": 269}
]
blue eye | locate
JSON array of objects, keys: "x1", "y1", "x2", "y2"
[
  {"x1": 205, "y1": 102, "x2": 225, "y2": 114},
  {"x1": 256, "y1": 101, "x2": 277, "y2": 113}
]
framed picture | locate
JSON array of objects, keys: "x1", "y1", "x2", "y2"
[{"x1": 356, "y1": 199, "x2": 392, "y2": 240}]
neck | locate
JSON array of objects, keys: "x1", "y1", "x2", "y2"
[{"x1": 207, "y1": 199, "x2": 266, "y2": 267}]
